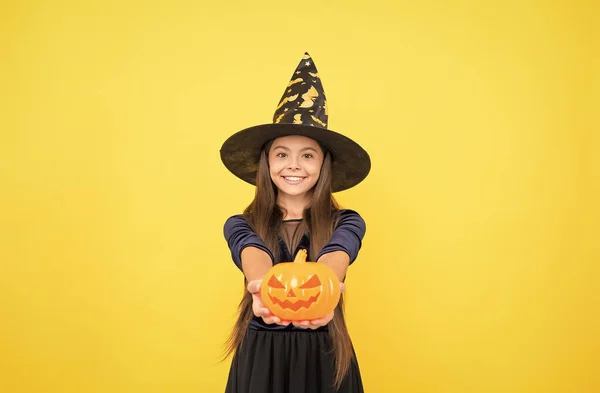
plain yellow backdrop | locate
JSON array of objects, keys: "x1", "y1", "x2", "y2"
[{"x1": 1, "y1": 1, "x2": 598, "y2": 392}]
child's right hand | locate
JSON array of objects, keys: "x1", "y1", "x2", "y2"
[{"x1": 247, "y1": 279, "x2": 291, "y2": 326}]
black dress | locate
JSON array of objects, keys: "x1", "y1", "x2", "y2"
[
  {"x1": 224, "y1": 329, "x2": 364, "y2": 393},
  {"x1": 223, "y1": 211, "x2": 366, "y2": 393}
]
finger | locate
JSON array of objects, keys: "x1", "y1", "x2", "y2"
[
  {"x1": 260, "y1": 308, "x2": 272, "y2": 317},
  {"x1": 309, "y1": 317, "x2": 327, "y2": 326},
  {"x1": 253, "y1": 307, "x2": 271, "y2": 318},
  {"x1": 276, "y1": 319, "x2": 291, "y2": 326},
  {"x1": 299, "y1": 321, "x2": 319, "y2": 330},
  {"x1": 340, "y1": 282, "x2": 346, "y2": 292},
  {"x1": 292, "y1": 320, "x2": 307, "y2": 328},
  {"x1": 252, "y1": 293, "x2": 265, "y2": 307},
  {"x1": 247, "y1": 280, "x2": 262, "y2": 293},
  {"x1": 262, "y1": 315, "x2": 281, "y2": 324}
]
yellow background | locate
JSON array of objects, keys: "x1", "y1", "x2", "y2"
[{"x1": 1, "y1": 1, "x2": 598, "y2": 392}]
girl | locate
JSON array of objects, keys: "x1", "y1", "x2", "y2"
[{"x1": 219, "y1": 53, "x2": 371, "y2": 393}]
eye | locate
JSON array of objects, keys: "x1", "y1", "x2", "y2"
[
  {"x1": 299, "y1": 275, "x2": 321, "y2": 288},
  {"x1": 303, "y1": 153, "x2": 313, "y2": 159},
  {"x1": 277, "y1": 152, "x2": 287, "y2": 158},
  {"x1": 267, "y1": 275, "x2": 285, "y2": 288}
]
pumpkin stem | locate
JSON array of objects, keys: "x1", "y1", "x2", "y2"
[{"x1": 294, "y1": 249, "x2": 307, "y2": 264}]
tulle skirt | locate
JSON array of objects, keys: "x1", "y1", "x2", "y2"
[{"x1": 225, "y1": 329, "x2": 364, "y2": 393}]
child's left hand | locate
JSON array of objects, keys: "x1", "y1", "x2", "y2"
[
  {"x1": 291, "y1": 282, "x2": 345, "y2": 329},
  {"x1": 291, "y1": 312, "x2": 335, "y2": 329}
]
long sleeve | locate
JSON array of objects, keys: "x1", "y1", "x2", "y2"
[
  {"x1": 223, "y1": 215, "x2": 274, "y2": 271},
  {"x1": 317, "y1": 209, "x2": 366, "y2": 264}
]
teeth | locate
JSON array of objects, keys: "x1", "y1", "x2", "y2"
[{"x1": 284, "y1": 177, "x2": 302, "y2": 181}]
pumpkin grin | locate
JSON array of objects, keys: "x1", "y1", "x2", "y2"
[
  {"x1": 261, "y1": 249, "x2": 341, "y2": 321},
  {"x1": 268, "y1": 292, "x2": 321, "y2": 311}
]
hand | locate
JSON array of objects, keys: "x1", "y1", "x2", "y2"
[
  {"x1": 292, "y1": 282, "x2": 345, "y2": 330},
  {"x1": 247, "y1": 279, "x2": 291, "y2": 326}
]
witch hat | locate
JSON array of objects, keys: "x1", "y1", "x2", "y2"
[{"x1": 220, "y1": 52, "x2": 370, "y2": 192}]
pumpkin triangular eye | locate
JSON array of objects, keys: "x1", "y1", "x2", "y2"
[
  {"x1": 299, "y1": 274, "x2": 321, "y2": 288},
  {"x1": 267, "y1": 275, "x2": 285, "y2": 288}
]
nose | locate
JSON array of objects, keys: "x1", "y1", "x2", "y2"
[
  {"x1": 287, "y1": 289, "x2": 296, "y2": 298},
  {"x1": 287, "y1": 158, "x2": 300, "y2": 171}
]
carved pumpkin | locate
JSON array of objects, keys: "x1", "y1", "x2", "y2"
[{"x1": 261, "y1": 249, "x2": 341, "y2": 321}]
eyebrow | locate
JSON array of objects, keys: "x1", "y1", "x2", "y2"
[{"x1": 272, "y1": 146, "x2": 319, "y2": 153}]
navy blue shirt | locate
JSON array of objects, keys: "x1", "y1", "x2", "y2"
[{"x1": 223, "y1": 209, "x2": 366, "y2": 331}]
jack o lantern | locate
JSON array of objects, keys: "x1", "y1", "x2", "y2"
[{"x1": 260, "y1": 249, "x2": 341, "y2": 321}]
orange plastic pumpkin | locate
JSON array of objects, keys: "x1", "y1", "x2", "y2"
[{"x1": 260, "y1": 249, "x2": 341, "y2": 321}]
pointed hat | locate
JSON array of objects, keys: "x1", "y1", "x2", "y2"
[{"x1": 220, "y1": 52, "x2": 370, "y2": 192}]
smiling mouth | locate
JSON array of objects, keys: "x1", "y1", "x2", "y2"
[
  {"x1": 282, "y1": 176, "x2": 306, "y2": 185},
  {"x1": 269, "y1": 293, "x2": 320, "y2": 311}
]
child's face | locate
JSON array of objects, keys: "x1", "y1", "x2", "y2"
[{"x1": 268, "y1": 135, "x2": 324, "y2": 198}]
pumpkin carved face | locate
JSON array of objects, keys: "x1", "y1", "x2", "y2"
[{"x1": 261, "y1": 249, "x2": 341, "y2": 321}]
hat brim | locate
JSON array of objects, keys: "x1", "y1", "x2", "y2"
[{"x1": 220, "y1": 123, "x2": 371, "y2": 193}]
